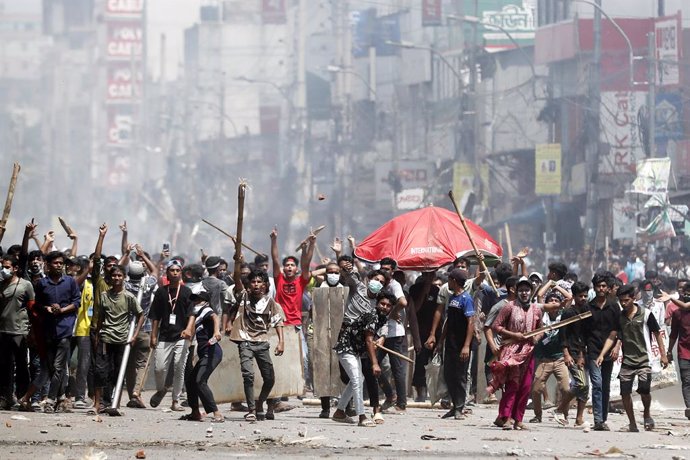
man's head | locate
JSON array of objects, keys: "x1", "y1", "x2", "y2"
[
  {"x1": 105, "y1": 264, "x2": 126, "y2": 289},
  {"x1": 0, "y1": 255, "x2": 18, "y2": 282},
  {"x1": 639, "y1": 280, "x2": 655, "y2": 304},
  {"x1": 617, "y1": 284, "x2": 637, "y2": 310},
  {"x1": 493, "y1": 262, "x2": 513, "y2": 287},
  {"x1": 452, "y1": 256, "x2": 471, "y2": 271},
  {"x1": 166, "y1": 259, "x2": 183, "y2": 283},
  {"x1": 376, "y1": 292, "x2": 395, "y2": 316},
  {"x1": 528, "y1": 272, "x2": 543, "y2": 289},
  {"x1": 282, "y1": 255, "x2": 299, "y2": 278},
  {"x1": 611, "y1": 260, "x2": 622, "y2": 273},
  {"x1": 681, "y1": 282, "x2": 690, "y2": 301},
  {"x1": 45, "y1": 251, "x2": 66, "y2": 277},
  {"x1": 204, "y1": 256, "x2": 222, "y2": 276},
  {"x1": 216, "y1": 259, "x2": 228, "y2": 279},
  {"x1": 505, "y1": 275, "x2": 519, "y2": 298},
  {"x1": 366, "y1": 269, "x2": 389, "y2": 297},
  {"x1": 447, "y1": 268, "x2": 468, "y2": 292},
  {"x1": 325, "y1": 262, "x2": 341, "y2": 287},
  {"x1": 591, "y1": 272, "x2": 611, "y2": 299},
  {"x1": 547, "y1": 262, "x2": 568, "y2": 281},
  {"x1": 254, "y1": 254, "x2": 270, "y2": 273},
  {"x1": 379, "y1": 257, "x2": 397, "y2": 272},
  {"x1": 247, "y1": 269, "x2": 269, "y2": 298},
  {"x1": 645, "y1": 269, "x2": 661, "y2": 287},
  {"x1": 183, "y1": 263, "x2": 205, "y2": 283},
  {"x1": 571, "y1": 281, "x2": 589, "y2": 307}
]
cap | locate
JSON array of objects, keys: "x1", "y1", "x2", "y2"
[
  {"x1": 528, "y1": 271, "x2": 543, "y2": 282},
  {"x1": 205, "y1": 256, "x2": 221, "y2": 270},
  {"x1": 129, "y1": 261, "x2": 145, "y2": 277},
  {"x1": 166, "y1": 259, "x2": 183, "y2": 270},
  {"x1": 517, "y1": 276, "x2": 533, "y2": 289},
  {"x1": 448, "y1": 268, "x2": 468, "y2": 284}
]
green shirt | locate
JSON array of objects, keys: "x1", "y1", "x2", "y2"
[
  {"x1": 98, "y1": 289, "x2": 142, "y2": 344},
  {"x1": 0, "y1": 278, "x2": 34, "y2": 335},
  {"x1": 619, "y1": 304, "x2": 660, "y2": 368}
]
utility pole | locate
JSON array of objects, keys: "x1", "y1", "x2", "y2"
[
  {"x1": 658, "y1": 0, "x2": 665, "y2": 17},
  {"x1": 584, "y1": 0, "x2": 601, "y2": 248},
  {"x1": 648, "y1": 31, "x2": 656, "y2": 158},
  {"x1": 218, "y1": 77, "x2": 225, "y2": 158}
]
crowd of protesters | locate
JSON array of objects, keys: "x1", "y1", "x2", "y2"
[{"x1": 1, "y1": 219, "x2": 690, "y2": 433}]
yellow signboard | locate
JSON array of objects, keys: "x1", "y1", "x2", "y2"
[{"x1": 535, "y1": 144, "x2": 562, "y2": 195}]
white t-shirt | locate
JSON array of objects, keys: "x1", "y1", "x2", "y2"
[{"x1": 384, "y1": 279, "x2": 406, "y2": 337}]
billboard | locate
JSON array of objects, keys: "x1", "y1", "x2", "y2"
[
  {"x1": 655, "y1": 92, "x2": 683, "y2": 142},
  {"x1": 105, "y1": 0, "x2": 143, "y2": 18},
  {"x1": 422, "y1": 0, "x2": 442, "y2": 27},
  {"x1": 107, "y1": 108, "x2": 134, "y2": 147},
  {"x1": 375, "y1": 161, "x2": 433, "y2": 202},
  {"x1": 106, "y1": 22, "x2": 144, "y2": 60},
  {"x1": 655, "y1": 13, "x2": 682, "y2": 87},
  {"x1": 106, "y1": 63, "x2": 142, "y2": 103},
  {"x1": 535, "y1": 144, "x2": 561, "y2": 196},
  {"x1": 351, "y1": 9, "x2": 401, "y2": 58},
  {"x1": 464, "y1": 0, "x2": 536, "y2": 52},
  {"x1": 599, "y1": 91, "x2": 646, "y2": 175}
]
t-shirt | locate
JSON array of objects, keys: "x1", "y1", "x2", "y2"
[
  {"x1": 98, "y1": 289, "x2": 143, "y2": 344},
  {"x1": 618, "y1": 304, "x2": 660, "y2": 368},
  {"x1": 125, "y1": 276, "x2": 157, "y2": 333},
  {"x1": 535, "y1": 311, "x2": 563, "y2": 359},
  {"x1": 409, "y1": 282, "x2": 439, "y2": 342},
  {"x1": 192, "y1": 303, "x2": 216, "y2": 350},
  {"x1": 149, "y1": 284, "x2": 193, "y2": 342},
  {"x1": 583, "y1": 299, "x2": 621, "y2": 360},
  {"x1": 0, "y1": 278, "x2": 34, "y2": 335},
  {"x1": 35, "y1": 274, "x2": 81, "y2": 340},
  {"x1": 275, "y1": 273, "x2": 309, "y2": 326},
  {"x1": 342, "y1": 278, "x2": 377, "y2": 324},
  {"x1": 561, "y1": 303, "x2": 588, "y2": 358},
  {"x1": 229, "y1": 292, "x2": 284, "y2": 342},
  {"x1": 201, "y1": 276, "x2": 229, "y2": 316},
  {"x1": 437, "y1": 279, "x2": 475, "y2": 308},
  {"x1": 484, "y1": 299, "x2": 508, "y2": 348},
  {"x1": 384, "y1": 279, "x2": 406, "y2": 337},
  {"x1": 671, "y1": 308, "x2": 690, "y2": 361},
  {"x1": 74, "y1": 279, "x2": 94, "y2": 337},
  {"x1": 445, "y1": 291, "x2": 474, "y2": 348}
]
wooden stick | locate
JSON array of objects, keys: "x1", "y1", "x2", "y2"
[
  {"x1": 375, "y1": 342, "x2": 414, "y2": 364},
  {"x1": 0, "y1": 162, "x2": 20, "y2": 243},
  {"x1": 135, "y1": 348, "x2": 154, "y2": 396},
  {"x1": 523, "y1": 310, "x2": 592, "y2": 338},
  {"x1": 448, "y1": 190, "x2": 499, "y2": 294},
  {"x1": 295, "y1": 224, "x2": 326, "y2": 252},
  {"x1": 234, "y1": 181, "x2": 247, "y2": 271},
  {"x1": 201, "y1": 218, "x2": 265, "y2": 257},
  {"x1": 504, "y1": 222, "x2": 513, "y2": 260}
]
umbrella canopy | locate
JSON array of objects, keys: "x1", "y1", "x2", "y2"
[{"x1": 354, "y1": 206, "x2": 503, "y2": 271}]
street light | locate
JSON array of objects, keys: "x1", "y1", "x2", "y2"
[{"x1": 326, "y1": 65, "x2": 377, "y2": 101}]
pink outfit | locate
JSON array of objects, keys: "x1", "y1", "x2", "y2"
[{"x1": 489, "y1": 301, "x2": 542, "y2": 422}]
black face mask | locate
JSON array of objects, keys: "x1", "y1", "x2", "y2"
[{"x1": 683, "y1": 295, "x2": 690, "y2": 302}]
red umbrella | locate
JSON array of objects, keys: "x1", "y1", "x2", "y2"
[{"x1": 354, "y1": 206, "x2": 503, "y2": 271}]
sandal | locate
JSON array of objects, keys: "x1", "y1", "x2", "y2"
[
  {"x1": 644, "y1": 417, "x2": 655, "y2": 431},
  {"x1": 211, "y1": 417, "x2": 225, "y2": 423},
  {"x1": 358, "y1": 418, "x2": 376, "y2": 427},
  {"x1": 513, "y1": 421, "x2": 529, "y2": 430},
  {"x1": 502, "y1": 418, "x2": 516, "y2": 430},
  {"x1": 244, "y1": 412, "x2": 257, "y2": 422},
  {"x1": 373, "y1": 412, "x2": 384, "y2": 424},
  {"x1": 178, "y1": 414, "x2": 202, "y2": 421},
  {"x1": 331, "y1": 414, "x2": 355, "y2": 424},
  {"x1": 18, "y1": 400, "x2": 34, "y2": 412}
]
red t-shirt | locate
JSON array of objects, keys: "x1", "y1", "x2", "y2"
[
  {"x1": 275, "y1": 272, "x2": 309, "y2": 326},
  {"x1": 671, "y1": 307, "x2": 690, "y2": 360}
]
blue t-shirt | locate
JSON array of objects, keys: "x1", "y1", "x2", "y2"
[{"x1": 445, "y1": 291, "x2": 474, "y2": 347}]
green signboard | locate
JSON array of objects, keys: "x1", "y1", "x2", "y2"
[{"x1": 463, "y1": 0, "x2": 536, "y2": 52}]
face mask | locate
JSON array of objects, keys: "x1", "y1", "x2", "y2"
[
  {"x1": 326, "y1": 274, "x2": 340, "y2": 286},
  {"x1": 368, "y1": 279, "x2": 384, "y2": 294},
  {"x1": 641, "y1": 291, "x2": 654, "y2": 304},
  {"x1": 0, "y1": 267, "x2": 12, "y2": 281}
]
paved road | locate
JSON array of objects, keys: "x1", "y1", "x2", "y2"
[{"x1": 2, "y1": 395, "x2": 690, "y2": 459}]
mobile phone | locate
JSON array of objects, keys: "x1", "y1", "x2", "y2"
[{"x1": 162, "y1": 242, "x2": 170, "y2": 252}]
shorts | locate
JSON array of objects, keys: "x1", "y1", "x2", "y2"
[
  {"x1": 567, "y1": 364, "x2": 589, "y2": 402},
  {"x1": 619, "y1": 365, "x2": 651, "y2": 396}
]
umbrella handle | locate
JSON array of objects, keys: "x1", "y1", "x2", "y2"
[{"x1": 447, "y1": 190, "x2": 499, "y2": 295}]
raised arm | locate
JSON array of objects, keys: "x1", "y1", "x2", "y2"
[
  {"x1": 68, "y1": 229, "x2": 78, "y2": 258},
  {"x1": 270, "y1": 227, "x2": 281, "y2": 279},
  {"x1": 300, "y1": 231, "x2": 316, "y2": 281},
  {"x1": 119, "y1": 221, "x2": 128, "y2": 256},
  {"x1": 135, "y1": 244, "x2": 159, "y2": 278}
]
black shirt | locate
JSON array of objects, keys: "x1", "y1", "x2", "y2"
[
  {"x1": 561, "y1": 304, "x2": 588, "y2": 357},
  {"x1": 409, "y1": 282, "x2": 439, "y2": 342},
  {"x1": 149, "y1": 284, "x2": 193, "y2": 342},
  {"x1": 583, "y1": 299, "x2": 621, "y2": 360}
]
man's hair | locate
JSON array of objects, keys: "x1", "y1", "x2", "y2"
[
  {"x1": 45, "y1": 250, "x2": 66, "y2": 264},
  {"x1": 571, "y1": 281, "x2": 589, "y2": 297},
  {"x1": 105, "y1": 264, "x2": 126, "y2": 282},
  {"x1": 564, "y1": 272, "x2": 578, "y2": 283},
  {"x1": 591, "y1": 271, "x2": 613, "y2": 287},
  {"x1": 376, "y1": 292, "x2": 396, "y2": 305},
  {"x1": 379, "y1": 257, "x2": 397, "y2": 270},
  {"x1": 337, "y1": 255, "x2": 354, "y2": 264},
  {"x1": 104, "y1": 255, "x2": 119, "y2": 265},
  {"x1": 548, "y1": 262, "x2": 568, "y2": 280},
  {"x1": 29, "y1": 250, "x2": 44, "y2": 261},
  {"x1": 7, "y1": 244, "x2": 21, "y2": 256},
  {"x1": 452, "y1": 256, "x2": 471, "y2": 267},
  {"x1": 1, "y1": 254, "x2": 18, "y2": 268},
  {"x1": 367, "y1": 269, "x2": 390, "y2": 284},
  {"x1": 184, "y1": 263, "x2": 205, "y2": 282},
  {"x1": 247, "y1": 269, "x2": 269, "y2": 285},
  {"x1": 505, "y1": 275, "x2": 519, "y2": 290},
  {"x1": 494, "y1": 262, "x2": 513, "y2": 286},
  {"x1": 617, "y1": 284, "x2": 636, "y2": 297},
  {"x1": 240, "y1": 262, "x2": 251, "y2": 271},
  {"x1": 254, "y1": 254, "x2": 269, "y2": 265},
  {"x1": 282, "y1": 255, "x2": 299, "y2": 267}
]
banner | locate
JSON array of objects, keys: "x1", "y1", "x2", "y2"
[
  {"x1": 638, "y1": 209, "x2": 676, "y2": 242},
  {"x1": 612, "y1": 198, "x2": 637, "y2": 241},
  {"x1": 599, "y1": 91, "x2": 646, "y2": 175},
  {"x1": 422, "y1": 0, "x2": 442, "y2": 27},
  {"x1": 464, "y1": 0, "x2": 536, "y2": 52},
  {"x1": 655, "y1": 13, "x2": 682, "y2": 87},
  {"x1": 630, "y1": 158, "x2": 671, "y2": 194},
  {"x1": 535, "y1": 143, "x2": 561, "y2": 195}
]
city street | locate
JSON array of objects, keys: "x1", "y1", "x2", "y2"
[{"x1": 2, "y1": 393, "x2": 690, "y2": 459}]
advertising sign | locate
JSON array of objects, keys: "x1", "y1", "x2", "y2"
[
  {"x1": 106, "y1": 22, "x2": 143, "y2": 60},
  {"x1": 105, "y1": 0, "x2": 143, "y2": 18},
  {"x1": 655, "y1": 14, "x2": 682, "y2": 87},
  {"x1": 535, "y1": 144, "x2": 561, "y2": 195},
  {"x1": 106, "y1": 64, "x2": 142, "y2": 103},
  {"x1": 464, "y1": 0, "x2": 536, "y2": 51},
  {"x1": 422, "y1": 0, "x2": 442, "y2": 27},
  {"x1": 107, "y1": 109, "x2": 133, "y2": 147},
  {"x1": 599, "y1": 91, "x2": 647, "y2": 175}
]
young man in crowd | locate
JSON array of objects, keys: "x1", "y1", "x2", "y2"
[
  {"x1": 597, "y1": 284, "x2": 668, "y2": 432},
  {"x1": 666, "y1": 282, "x2": 690, "y2": 419},
  {"x1": 149, "y1": 259, "x2": 193, "y2": 412},
  {"x1": 91, "y1": 265, "x2": 144, "y2": 414},
  {"x1": 226, "y1": 269, "x2": 285, "y2": 422}
]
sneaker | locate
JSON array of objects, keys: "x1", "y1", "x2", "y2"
[
  {"x1": 441, "y1": 408, "x2": 457, "y2": 419},
  {"x1": 381, "y1": 399, "x2": 395, "y2": 411},
  {"x1": 31, "y1": 401, "x2": 42, "y2": 411},
  {"x1": 273, "y1": 401, "x2": 295, "y2": 413},
  {"x1": 593, "y1": 422, "x2": 610, "y2": 431},
  {"x1": 318, "y1": 410, "x2": 329, "y2": 419},
  {"x1": 73, "y1": 399, "x2": 89, "y2": 409}
]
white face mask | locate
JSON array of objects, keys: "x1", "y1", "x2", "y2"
[
  {"x1": 0, "y1": 267, "x2": 12, "y2": 281},
  {"x1": 368, "y1": 279, "x2": 384, "y2": 294},
  {"x1": 326, "y1": 273, "x2": 340, "y2": 286}
]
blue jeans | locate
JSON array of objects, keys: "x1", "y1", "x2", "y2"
[{"x1": 587, "y1": 357, "x2": 613, "y2": 423}]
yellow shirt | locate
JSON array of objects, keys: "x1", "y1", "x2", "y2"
[{"x1": 75, "y1": 279, "x2": 94, "y2": 337}]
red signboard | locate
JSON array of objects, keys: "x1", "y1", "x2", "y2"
[
  {"x1": 106, "y1": 22, "x2": 143, "y2": 60},
  {"x1": 106, "y1": 0, "x2": 143, "y2": 18},
  {"x1": 106, "y1": 63, "x2": 142, "y2": 103},
  {"x1": 422, "y1": 0, "x2": 442, "y2": 27},
  {"x1": 107, "y1": 108, "x2": 134, "y2": 147},
  {"x1": 262, "y1": 0, "x2": 286, "y2": 24}
]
